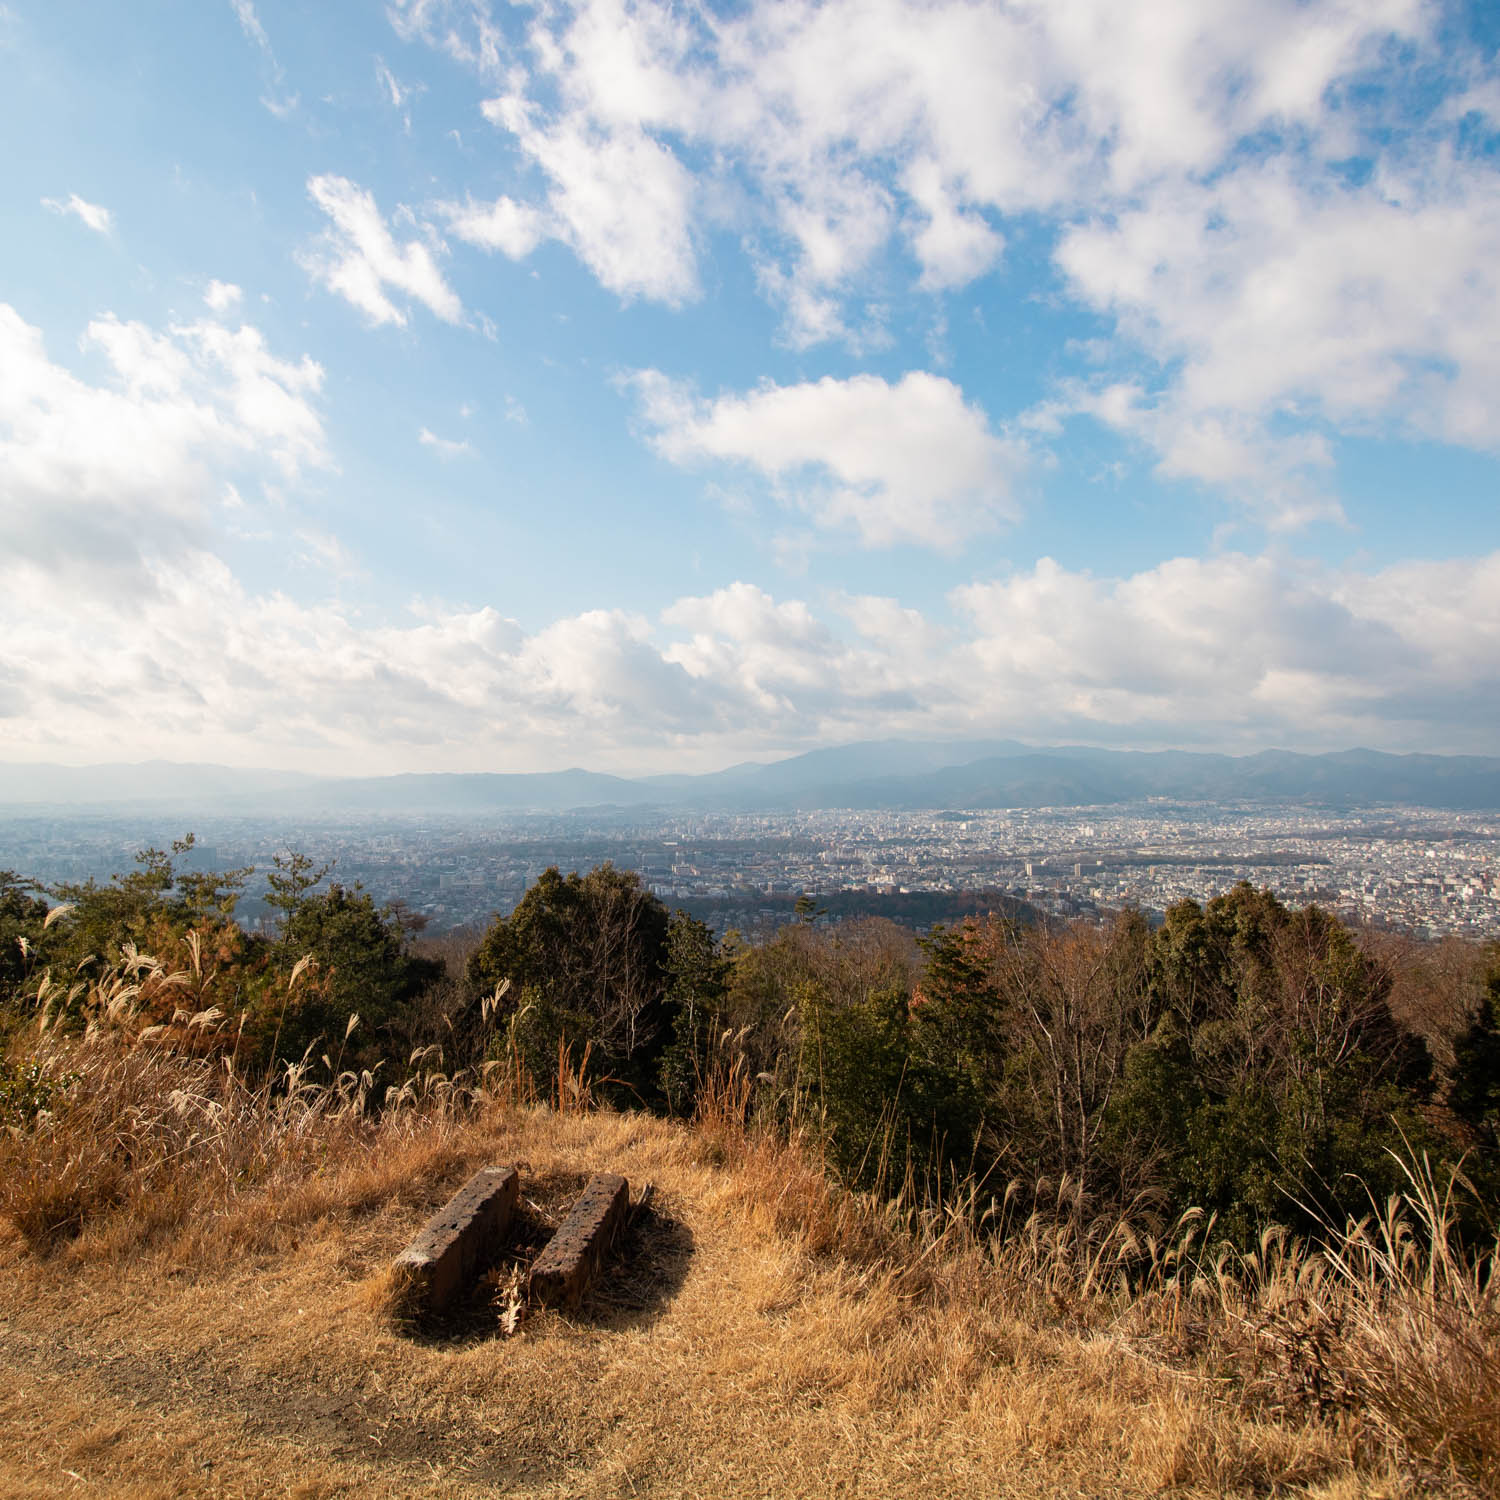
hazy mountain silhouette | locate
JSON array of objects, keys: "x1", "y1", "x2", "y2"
[{"x1": 3, "y1": 742, "x2": 1499, "y2": 813}]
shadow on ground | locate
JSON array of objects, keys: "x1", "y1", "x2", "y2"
[{"x1": 405, "y1": 1167, "x2": 695, "y2": 1347}]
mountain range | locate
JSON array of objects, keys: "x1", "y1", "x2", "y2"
[{"x1": 4, "y1": 741, "x2": 1500, "y2": 814}]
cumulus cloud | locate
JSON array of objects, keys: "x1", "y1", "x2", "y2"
[
  {"x1": 42, "y1": 193, "x2": 112, "y2": 235},
  {"x1": 301, "y1": 175, "x2": 463, "y2": 327},
  {"x1": 2, "y1": 550, "x2": 1496, "y2": 771},
  {"x1": 1052, "y1": 159, "x2": 1500, "y2": 514},
  {"x1": 630, "y1": 369, "x2": 1022, "y2": 548},
  {"x1": 0, "y1": 301, "x2": 325, "y2": 592},
  {"x1": 436, "y1": 192, "x2": 548, "y2": 259},
  {"x1": 475, "y1": 92, "x2": 698, "y2": 303},
  {"x1": 392, "y1": 0, "x2": 1500, "y2": 513},
  {"x1": 394, "y1": 0, "x2": 1432, "y2": 318},
  {"x1": 0, "y1": 298, "x2": 1485, "y2": 758}
]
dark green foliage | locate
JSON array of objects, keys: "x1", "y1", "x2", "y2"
[
  {"x1": 264, "y1": 851, "x2": 333, "y2": 938},
  {"x1": 655, "y1": 911, "x2": 731, "y2": 1115},
  {"x1": 45, "y1": 836, "x2": 252, "y2": 982},
  {"x1": 15, "y1": 838, "x2": 439, "y2": 1075},
  {"x1": 1106, "y1": 884, "x2": 1436, "y2": 1236},
  {"x1": 757, "y1": 884, "x2": 1451, "y2": 1238},
  {"x1": 0, "y1": 872, "x2": 50, "y2": 1025},
  {"x1": 905, "y1": 922, "x2": 1009, "y2": 1158},
  {"x1": 468, "y1": 864, "x2": 673, "y2": 1101},
  {"x1": 1450, "y1": 946, "x2": 1500, "y2": 1144},
  {"x1": 801, "y1": 980, "x2": 915, "y2": 1188},
  {"x1": 269, "y1": 882, "x2": 443, "y2": 1066},
  {"x1": 793, "y1": 892, "x2": 825, "y2": 924}
]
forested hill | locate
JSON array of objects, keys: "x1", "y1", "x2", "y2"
[{"x1": 5, "y1": 742, "x2": 1500, "y2": 813}]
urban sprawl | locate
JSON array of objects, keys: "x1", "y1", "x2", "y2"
[{"x1": 4, "y1": 802, "x2": 1497, "y2": 941}]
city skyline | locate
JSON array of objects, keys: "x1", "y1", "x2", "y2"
[{"x1": 5, "y1": 799, "x2": 1496, "y2": 942}]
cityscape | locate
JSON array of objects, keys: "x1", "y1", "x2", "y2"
[{"x1": 3, "y1": 800, "x2": 1496, "y2": 941}]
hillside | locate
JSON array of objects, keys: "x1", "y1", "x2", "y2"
[{"x1": 0, "y1": 1094, "x2": 1491, "y2": 1499}]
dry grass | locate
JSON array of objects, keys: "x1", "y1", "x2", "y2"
[{"x1": 1, "y1": 1009, "x2": 1495, "y2": 1497}]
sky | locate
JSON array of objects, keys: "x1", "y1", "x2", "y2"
[{"x1": 1, "y1": 0, "x2": 1498, "y2": 777}]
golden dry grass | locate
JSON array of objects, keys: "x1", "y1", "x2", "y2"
[
  {"x1": 1, "y1": 991, "x2": 1493, "y2": 1500},
  {"x1": 0, "y1": 1089, "x2": 1482, "y2": 1500}
]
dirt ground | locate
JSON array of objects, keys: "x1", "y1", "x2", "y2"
[{"x1": 0, "y1": 1109, "x2": 1418, "y2": 1499}]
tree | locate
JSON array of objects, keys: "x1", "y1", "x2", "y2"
[
  {"x1": 1450, "y1": 944, "x2": 1500, "y2": 1148},
  {"x1": 467, "y1": 864, "x2": 673, "y2": 1098},
  {"x1": 793, "y1": 892, "x2": 825, "y2": 925},
  {"x1": 264, "y1": 851, "x2": 333, "y2": 944},
  {"x1": 655, "y1": 910, "x2": 731, "y2": 1116},
  {"x1": 45, "y1": 836, "x2": 251, "y2": 982},
  {"x1": 266, "y1": 882, "x2": 442, "y2": 1066},
  {"x1": 1110, "y1": 884, "x2": 1435, "y2": 1237}
]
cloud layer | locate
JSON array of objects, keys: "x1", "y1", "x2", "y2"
[
  {"x1": 4, "y1": 542, "x2": 1496, "y2": 771},
  {"x1": 4, "y1": 287, "x2": 1496, "y2": 770},
  {"x1": 387, "y1": 0, "x2": 1500, "y2": 524},
  {"x1": 7, "y1": 3, "x2": 1497, "y2": 775}
]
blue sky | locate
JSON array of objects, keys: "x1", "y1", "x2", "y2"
[{"x1": 1, "y1": 0, "x2": 1498, "y2": 775}]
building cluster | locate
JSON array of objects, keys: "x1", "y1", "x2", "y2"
[{"x1": 2, "y1": 802, "x2": 1496, "y2": 940}]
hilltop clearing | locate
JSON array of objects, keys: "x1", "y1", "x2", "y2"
[{"x1": 0, "y1": 1096, "x2": 1485, "y2": 1499}]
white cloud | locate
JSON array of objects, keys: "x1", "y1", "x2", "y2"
[
  {"x1": 229, "y1": 0, "x2": 298, "y2": 117},
  {"x1": 437, "y1": 193, "x2": 548, "y2": 259},
  {"x1": 203, "y1": 279, "x2": 243, "y2": 312},
  {"x1": 390, "y1": 0, "x2": 1500, "y2": 521},
  {"x1": 0, "y1": 295, "x2": 1490, "y2": 762},
  {"x1": 418, "y1": 426, "x2": 473, "y2": 458},
  {"x1": 2, "y1": 549, "x2": 1496, "y2": 772},
  {"x1": 1052, "y1": 158, "x2": 1500, "y2": 510},
  {"x1": 904, "y1": 159, "x2": 1004, "y2": 293},
  {"x1": 301, "y1": 175, "x2": 463, "y2": 327},
  {"x1": 630, "y1": 369, "x2": 1022, "y2": 548},
  {"x1": 398, "y1": 0, "x2": 1434, "y2": 335},
  {"x1": 477, "y1": 92, "x2": 699, "y2": 303},
  {"x1": 42, "y1": 193, "x2": 112, "y2": 235},
  {"x1": 0, "y1": 301, "x2": 325, "y2": 592}
]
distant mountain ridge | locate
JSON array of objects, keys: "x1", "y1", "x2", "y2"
[{"x1": 3, "y1": 742, "x2": 1500, "y2": 813}]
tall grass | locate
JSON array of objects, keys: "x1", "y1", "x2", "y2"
[
  {"x1": 1316, "y1": 1157, "x2": 1499, "y2": 1491},
  {"x1": 1, "y1": 945, "x2": 508, "y2": 1259},
  {"x1": 689, "y1": 1061, "x2": 1499, "y2": 1492}
]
